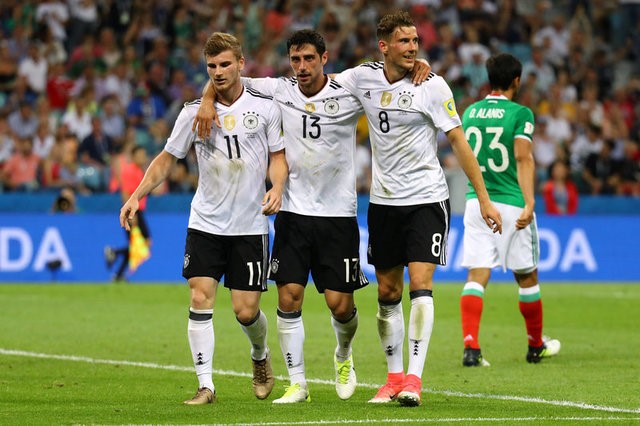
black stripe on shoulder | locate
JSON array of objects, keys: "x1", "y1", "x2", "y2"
[
  {"x1": 426, "y1": 72, "x2": 436, "y2": 81},
  {"x1": 288, "y1": 76, "x2": 298, "y2": 86},
  {"x1": 361, "y1": 61, "x2": 384, "y2": 70},
  {"x1": 246, "y1": 87, "x2": 273, "y2": 100},
  {"x1": 184, "y1": 98, "x2": 202, "y2": 108},
  {"x1": 329, "y1": 79, "x2": 342, "y2": 89}
]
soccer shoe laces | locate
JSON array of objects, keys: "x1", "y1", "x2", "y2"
[{"x1": 336, "y1": 359, "x2": 352, "y2": 384}]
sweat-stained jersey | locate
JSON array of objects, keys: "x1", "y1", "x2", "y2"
[
  {"x1": 462, "y1": 94, "x2": 535, "y2": 207},
  {"x1": 164, "y1": 89, "x2": 284, "y2": 235},
  {"x1": 334, "y1": 63, "x2": 460, "y2": 206},
  {"x1": 242, "y1": 76, "x2": 363, "y2": 217}
]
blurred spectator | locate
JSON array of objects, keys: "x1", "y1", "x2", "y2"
[
  {"x1": 0, "y1": 113, "x2": 14, "y2": 166},
  {"x1": 33, "y1": 121, "x2": 55, "y2": 159},
  {"x1": 1, "y1": 136, "x2": 40, "y2": 191},
  {"x1": 570, "y1": 123, "x2": 604, "y2": 174},
  {"x1": 104, "y1": 60, "x2": 133, "y2": 109},
  {"x1": 582, "y1": 139, "x2": 621, "y2": 195},
  {"x1": 126, "y1": 83, "x2": 167, "y2": 131},
  {"x1": 98, "y1": 27, "x2": 121, "y2": 69},
  {"x1": 99, "y1": 94, "x2": 126, "y2": 145},
  {"x1": 46, "y1": 62, "x2": 74, "y2": 112},
  {"x1": 35, "y1": 0, "x2": 68, "y2": 45},
  {"x1": 61, "y1": 89, "x2": 93, "y2": 141},
  {"x1": 616, "y1": 140, "x2": 640, "y2": 196},
  {"x1": 36, "y1": 21, "x2": 67, "y2": 66},
  {"x1": 168, "y1": 158, "x2": 197, "y2": 193},
  {"x1": 8, "y1": 100, "x2": 38, "y2": 139},
  {"x1": 521, "y1": 46, "x2": 556, "y2": 93},
  {"x1": 532, "y1": 13, "x2": 569, "y2": 68},
  {"x1": 0, "y1": 40, "x2": 18, "y2": 97},
  {"x1": 542, "y1": 160, "x2": 579, "y2": 215},
  {"x1": 66, "y1": 0, "x2": 99, "y2": 52},
  {"x1": 17, "y1": 42, "x2": 48, "y2": 97},
  {"x1": 532, "y1": 117, "x2": 558, "y2": 182}
]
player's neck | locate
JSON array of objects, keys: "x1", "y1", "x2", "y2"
[
  {"x1": 489, "y1": 89, "x2": 513, "y2": 101},
  {"x1": 217, "y1": 83, "x2": 244, "y2": 106},
  {"x1": 299, "y1": 74, "x2": 328, "y2": 98},
  {"x1": 383, "y1": 62, "x2": 409, "y2": 84}
]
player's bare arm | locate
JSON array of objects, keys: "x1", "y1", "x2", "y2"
[
  {"x1": 120, "y1": 150, "x2": 177, "y2": 230},
  {"x1": 328, "y1": 58, "x2": 431, "y2": 84},
  {"x1": 446, "y1": 126, "x2": 502, "y2": 234},
  {"x1": 514, "y1": 137, "x2": 535, "y2": 230},
  {"x1": 192, "y1": 80, "x2": 220, "y2": 140},
  {"x1": 262, "y1": 149, "x2": 288, "y2": 216}
]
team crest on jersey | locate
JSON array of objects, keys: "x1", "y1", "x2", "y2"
[
  {"x1": 443, "y1": 98, "x2": 457, "y2": 117},
  {"x1": 324, "y1": 99, "x2": 339, "y2": 115},
  {"x1": 243, "y1": 112, "x2": 259, "y2": 129},
  {"x1": 380, "y1": 92, "x2": 392, "y2": 107},
  {"x1": 183, "y1": 254, "x2": 190, "y2": 269},
  {"x1": 397, "y1": 91, "x2": 413, "y2": 109},
  {"x1": 223, "y1": 115, "x2": 236, "y2": 130},
  {"x1": 305, "y1": 103, "x2": 316, "y2": 113},
  {"x1": 270, "y1": 259, "x2": 279, "y2": 274}
]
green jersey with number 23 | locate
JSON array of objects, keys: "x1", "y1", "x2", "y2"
[{"x1": 462, "y1": 94, "x2": 535, "y2": 208}]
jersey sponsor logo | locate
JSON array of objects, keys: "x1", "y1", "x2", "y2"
[
  {"x1": 324, "y1": 99, "x2": 339, "y2": 114},
  {"x1": 444, "y1": 98, "x2": 457, "y2": 117},
  {"x1": 223, "y1": 115, "x2": 236, "y2": 131},
  {"x1": 243, "y1": 112, "x2": 259, "y2": 129},
  {"x1": 380, "y1": 91, "x2": 392, "y2": 107},
  {"x1": 398, "y1": 91, "x2": 413, "y2": 109},
  {"x1": 524, "y1": 121, "x2": 534, "y2": 135},
  {"x1": 304, "y1": 103, "x2": 316, "y2": 113}
]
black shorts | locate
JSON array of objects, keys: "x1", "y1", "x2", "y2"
[
  {"x1": 268, "y1": 211, "x2": 368, "y2": 293},
  {"x1": 182, "y1": 228, "x2": 268, "y2": 292},
  {"x1": 367, "y1": 200, "x2": 450, "y2": 269}
]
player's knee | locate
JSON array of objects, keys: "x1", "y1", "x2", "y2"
[{"x1": 235, "y1": 307, "x2": 259, "y2": 324}]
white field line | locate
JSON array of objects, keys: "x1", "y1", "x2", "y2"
[{"x1": 1, "y1": 348, "x2": 639, "y2": 416}]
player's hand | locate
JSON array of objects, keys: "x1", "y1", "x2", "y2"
[
  {"x1": 261, "y1": 187, "x2": 282, "y2": 216},
  {"x1": 192, "y1": 101, "x2": 220, "y2": 140},
  {"x1": 119, "y1": 198, "x2": 140, "y2": 231},
  {"x1": 515, "y1": 205, "x2": 534, "y2": 230},
  {"x1": 410, "y1": 58, "x2": 432, "y2": 85},
  {"x1": 480, "y1": 200, "x2": 502, "y2": 234}
]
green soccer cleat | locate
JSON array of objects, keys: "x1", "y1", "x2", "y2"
[
  {"x1": 527, "y1": 336, "x2": 561, "y2": 363},
  {"x1": 334, "y1": 353, "x2": 357, "y2": 400},
  {"x1": 272, "y1": 383, "x2": 311, "y2": 404}
]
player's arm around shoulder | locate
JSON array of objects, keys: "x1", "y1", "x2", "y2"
[
  {"x1": 447, "y1": 125, "x2": 502, "y2": 234},
  {"x1": 262, "y1": 99, "x2": 288, "y2": 216}
]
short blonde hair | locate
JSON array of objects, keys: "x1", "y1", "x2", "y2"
[{"x1": 203, "y1": 32, "x2": 243, "y2": 59}]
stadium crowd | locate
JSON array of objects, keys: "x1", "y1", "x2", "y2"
[{"x1": 0, "y1": 0, "x2": 639, "y2": 211}]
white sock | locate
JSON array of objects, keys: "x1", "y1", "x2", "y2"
[
  {"x1": 377, "y1": 300, "x2": 404, "y2": 374},
  {"x1": 406, "y1": 291, "x2": 434, "y2": 378},
  {"x1": 187, "y1": 308, "x2": 215, "y2": 392},
  {"x1": 277, "y1": 309, "x2": 306, "y2": 388},
  {"x1": 239, "y1": 310, "x2": 269, "y2": 361},
  {"x1": 331, "y1": 308, "x2": 358, "y2": 361}
]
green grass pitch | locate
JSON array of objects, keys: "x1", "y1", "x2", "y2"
[{"x1": 1, "y1": 282, "x2": 639, "y2": 425}]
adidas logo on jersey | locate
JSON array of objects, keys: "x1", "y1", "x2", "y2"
[{"x1": 364, "y1": 91, "x2": 371, "y2": 99}]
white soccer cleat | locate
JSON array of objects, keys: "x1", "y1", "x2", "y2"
[
  {"x1": 334, "y1": 353, "x2": 357, "y2": 400},
  {"x1": 272, "y1": 383, "x2": 310, "y2": 404}
]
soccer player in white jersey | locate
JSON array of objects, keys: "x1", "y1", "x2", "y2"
[
  {"x1": 334, "y1": 11, "x2": 502, "y2": 407},
  {"x1": 119, "y1": 33, "x2": 288, "y2": 405},
  {"x1": 459, "y1": 53, "x2": 561, "y2": 367},
  {"x1": 197, "y1": 29, "x2": 375, "y2": 403},
  {"x1": 196, "y1": 30, "x2": 432, "y2": 404}
]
